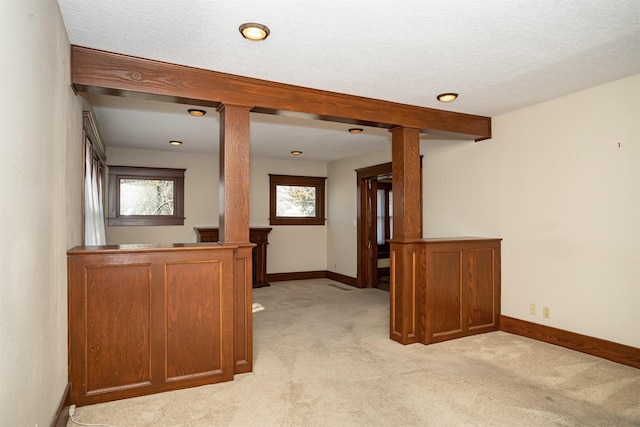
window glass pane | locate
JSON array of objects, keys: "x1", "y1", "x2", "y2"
[
  {"x1": 276, "y1": 185, "x2": 316, "y2": 217},
  {"x1": 119, "y1": 179, "x2": 174, "y2": 215}
]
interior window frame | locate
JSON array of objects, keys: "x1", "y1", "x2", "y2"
[
  {"x1": 107, "y1": 165, "x2": 185, "y2": 226},
  {"x1": 269, "y1": 174, "x2": 326, "y2": 226}
]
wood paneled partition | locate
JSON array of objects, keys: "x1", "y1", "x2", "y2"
[
  {"x1": 419, "y1": 238, "x2": 502, "y2": 344},
  {"x1": 68, "y1": 244, "x2": 236, "y2": 406},
  {"x1": 68, "y1": 46, "x2": 494, "y2": 370}
]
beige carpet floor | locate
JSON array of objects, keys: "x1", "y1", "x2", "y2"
[{"x1": 69, "y1": 279, "x2": 640, "y2": 427}]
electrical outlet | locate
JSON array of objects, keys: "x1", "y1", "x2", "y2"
[
  {"x1": 529, "y1": 303, "x2": 536, "y2": 315},
  {"x1": 543, "y1": 306, "x2": 550, "y2": 319},
  {"x1": 69, "y1": 405, "x2": 76, "y2": 417}
]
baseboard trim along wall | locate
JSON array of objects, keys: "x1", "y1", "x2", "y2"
[
  {"x1": 260, "y1": 278, "x2": 639, "y2": 368},
  {"x1": 266, "y1": 270, "x2": 357, "y2": 287},
  {"x1": 52, "y1": 382, "x2": 71, "y2": 427},
  {"x1": 500, "y1": 315, "x2": 640, "y2": 369}
]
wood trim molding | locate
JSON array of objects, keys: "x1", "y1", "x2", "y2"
[
  {"x1": 52, "y1": 383, "x2": 71, "y2": 427},
  {"x1": 266, "y1": 271, "x2": 327, "y2": 282},
  {"x1": 326, "y1": 271, "x2": 358, "y2": 287},
  {"x1": 500, "y1": 315, "x2": 640, "y2": 369},
  {"x1": 70, "y1": 46, "x2": 491, "y2": 141},
  {"x1": 266, "y1": 270, "x2": 357, "y2": 288}
]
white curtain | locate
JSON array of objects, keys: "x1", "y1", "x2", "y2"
[{"x1": 84, "y1": 141, "x2": 106, "y2": 245}]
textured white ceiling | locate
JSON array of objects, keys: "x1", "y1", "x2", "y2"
[{"x1": 58, "y1": 0, "x2": 640, "y2": 161}]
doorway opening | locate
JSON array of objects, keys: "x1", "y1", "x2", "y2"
[
  {"x1": 356, "y1": 160, "x2": 423, "y2": 289},
  {"x1": 356, "y1": 162, "x2": 392, "y2": 289}
]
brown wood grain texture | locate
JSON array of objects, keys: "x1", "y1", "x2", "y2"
[
  {"x1": 233, "y1": 245, "x2": 254, "y2": 374},
  {"x1": 266, "y1": 271, "x2": 329, "y2": 282},
  {"x1": 194, "y1": 227, "x2": 271, "y2": 288},
  {"x1": 421, "y1": 239, "x2": 501, "y2": 344},
  {"x1": 500, "y1": 316, "x2": 640, "y2": 369},
  {"x1": 165, "y1": 261, "x2": 223, "y2": 381},
  {"x1": 467, "y1": 248, "x2": 498, "y2": 330},
  {"x1": 389, "y1": 242, "x2": 420, "y2": 344},
  {"x1": 391, "y1": 127, "x2": 422, "y2": 240},
  {"x1": 70, "y1": 46, "x2": 491, "y2": 140},
  {"x1": 429, "y1": 250, "x2": 464, "y2": 337},
  {"x1": 68, "y1": 245, "x2": 236, "y2": 406},
  {"x1": 85, "y1": 264, "x2": 152, "y2": 394},
  {"x1": 218, "y1": 104, "x2": 251, "y2": 244}
]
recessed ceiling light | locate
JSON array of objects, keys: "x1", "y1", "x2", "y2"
[
  {"x1": 239, "y1": 23, "x2": 270, "y2": 41},
  {"x1": 188, "y1": 109, "x2": 206, "y2": 117},
  {"x1": 437, "y1": 93, "x2": 458, "y2": 102},
  {"x1": 348, "y1": 128, "x2": 363, "y2": 134},
  {"x1": 291, "y1": 150, "x2": 302, "y2": 155},
  {"x1": 169, "y1": 140, "x2": 183, "y2": 146}
]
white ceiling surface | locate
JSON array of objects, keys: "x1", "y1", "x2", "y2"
[{"x1": 59, "y1": 1, "x2": 640, "y2": 161}]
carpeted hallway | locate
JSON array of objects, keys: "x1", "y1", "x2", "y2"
[{"x1": 69, "y1": 279, "x2": 640, "y2": 426}]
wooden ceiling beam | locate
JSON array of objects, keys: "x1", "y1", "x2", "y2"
[{"x1": 70, "y1": 45, "x2": 491, "y2": 141}]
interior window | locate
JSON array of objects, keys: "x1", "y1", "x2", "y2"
[
  {"x1": 269, "y1": 174, "x2": 326, "y2": 225},
  {"x1": 107, "y1": 166, "x2": 185, "y2": 226}
]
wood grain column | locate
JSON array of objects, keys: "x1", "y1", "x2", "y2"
[
  {"x1": 218, "y1": 103, "x2": 254, "y2": 374},
  {"x1": 389, "y1": 126, "x2": 422, "y2": 345}
]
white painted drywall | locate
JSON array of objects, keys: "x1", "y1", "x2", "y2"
[
  {"x1": 0, "y1": 1, "x2": 84, "y2": 424},
  {"x1": 422, "y1": 74, "x2": 640, "y2": 347},
  {"x1": 326, "y1": 146, "x2": 392, "y2": 280},
  {"x1": 250, "y1": 158, "x2": 328, "y2": 273}
]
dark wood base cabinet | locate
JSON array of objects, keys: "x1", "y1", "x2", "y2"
[
  {"x1": 420, "y1": 238, "x2": 501, "y2": 344},
  {"x1": 195, "y1": 227, "x2": 271, "y2": 288},
  {"x1": 67, "y1": 243, "x2": 237, "y2": 406}
]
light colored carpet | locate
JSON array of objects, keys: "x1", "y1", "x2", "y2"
[{"x1": 69, "y1": 279, "x2": 640, "y2": 427}]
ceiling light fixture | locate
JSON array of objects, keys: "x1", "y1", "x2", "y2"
[
  {"x1": 239, "y1": 23, "x2": 270, "y2": 41},
  {"x1": 169, "y1": 140, "x2": 183, "y2": 146},
  {"x1": 348, "y1": 128, "x2": 363, "y2": 134},
  {"x1": 291, "y1": 150, "x2": 302, "y2": 155},
  {"x1": 437, "y1": 93, "x2": 458, "y2": 102},
  {"x1": 188, "y1": 109, "x2": 206, "y2": 117}
]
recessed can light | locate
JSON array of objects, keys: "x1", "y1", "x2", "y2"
[
  {"x1": 437, "y1": 93, "x2": 458, "y2": 102},
  {"x1": 188, "y1": 109, "x2": 206, "y2": 117},
  {"x1": 169, "y1": 140, "x2": 183, "y2": 146},
  {"x1": 239, "y1": 23, "x2": 270, "y2": 41},
  {"x1": 291, "y1": 150, "x2": 302, "y2": 155},
  {"x1": 348, "y1": 128, "x2": 363, "y2": 134}
]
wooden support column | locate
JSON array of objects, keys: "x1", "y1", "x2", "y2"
[
  {"x1": 389, "y1": 126, "x2": 422, "y2": 345},
  {"x1": 218, "y1": 103, "x2": 255, "y2": 374}
]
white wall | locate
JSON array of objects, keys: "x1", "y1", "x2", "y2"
[
  {"x1": 250, "y1": 158, "x2": 327, "y2": 273},
  {"x1": 422, "y1": 74, "x2": 640, "y2": 347},
  {"x1": 0, "y1": 1, "x2": 84, "y2": 425},
  {"x1": 326, "y1": 146, "x2": 392, "y2": 279},
  {"x1": 105, "y1": 149, "x2": 328, "y2": 274}
]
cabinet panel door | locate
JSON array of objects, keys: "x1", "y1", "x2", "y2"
[
  {"x1": 165, "y1": 260, "x2": 226, "y2": 382},
  {"x1": 427, "y1": 249, "x2": 464, "y2": 339},
  {"x1": 467, "y1": 247, "x2": 498, "y2": 330},
  {"x1": 84, "y1": 263, "x2": 153, "y2": 395}
]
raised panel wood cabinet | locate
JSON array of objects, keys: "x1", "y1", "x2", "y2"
[
  {"x1": 195, "y1": 227, "x2": 271, "y2": 288},
  {"x1": 420, "y1": 238, "x2": 501, "y2": 344},
  {"x1": 67, "y1": 243, "x2": 236, "y2": 406}
]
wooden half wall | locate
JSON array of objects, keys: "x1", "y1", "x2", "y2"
[
  {"x1": 68, "y1": 46, "x2": 493, "y2": 366},
  {"x1": 67, "y1": 243, "x2": 236, "y2": 406}
]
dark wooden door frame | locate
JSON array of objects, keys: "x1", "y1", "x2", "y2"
[
  {"x1": 356, "y1": 162, "x2": 391, "y2": 288},
  {"x1": 356, "y1": 160, "x2": 423, "y2": 289}
]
